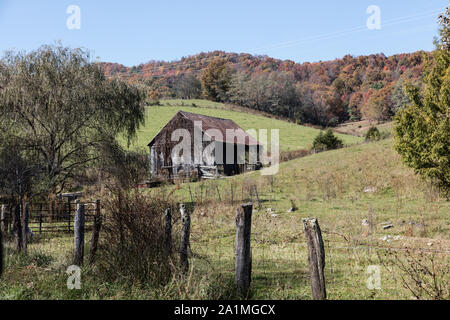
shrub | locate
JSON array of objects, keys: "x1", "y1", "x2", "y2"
[
  {"x1": 148, "y1": 100, "x2": 161, "y2": 106},
  {"x1": 365, "y1": 126, "x2": 381, "y2": 141},
  {"x1": 312, "y1": 129, "x2": 344, "y2": 152},
  {"x1": 95, "y1": 189, "x2": 177, "y2": 286},
  {"x1": 280, "y1": 149, "x2": 310, "y2": 162},
  {"x1": 378, "y1": 249, "x2": 449, "y2": 300}
]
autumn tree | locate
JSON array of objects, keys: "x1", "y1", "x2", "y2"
[
  {"x1": 174, "y1": 72, "x2": 201, "y2": 99},
  {"x1": 200, "y1": 58, "x2": 232, "y2": 102},
  {"x1": 326, "y1": 85, "x2": 349, "y2": 126},
  {"x1": 361, "y1": 85, "x2": 394, "y2": 122},
  {"x1": 101, "y1": 45, "x2": 430, "y2": 127},
  {"x1": 298, "y1": 84, "x2": 330, "y2": 126},
  {"x1": 394, "y1": 8, "x2": 450, "y2": 196},
  {"x1": 227, "y1": 71, "x2": 251, "y2": 106},
  {"x1": 332, "y1": 78, "x2": 346, "y2": 95},
  {"x1": 348, "y1": 92, "x2": 363, "y2": 121}
]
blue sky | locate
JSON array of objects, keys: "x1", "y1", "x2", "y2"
[{"x1": 0, "y1": 0, "x2": 447, "y2": 66}]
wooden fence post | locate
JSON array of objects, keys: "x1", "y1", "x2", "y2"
[
  {"x1": 164, "y1": 208, "x2": 172, "y2": 256},
  {"x1": 230, "y1": 183, "x2": 234, "y2": 205},
  {"x1": 13, "y1": 204, "x2": 22, "y2": 253},
  {"x1": 302, "y1": 218, "x2": 326, "y2": 300},
  {"x1": 235, "y1": 202, "x2": 253, "y2": 297},
  {"x1": 6, "y1": 205, "x2": 11, "y2": 235},
  {"x1": 88, "y1": 200, "x2": 102, "y2": 264},
  {"x1": 67, "y1": 198, "x2": 72, "y2": 233},
  {"x1": 0, "y1": 204, "x2": 3, "y2": 278},
  {"x1": 179, "y1": 204, "x2": 190, "y2": 274},
  {"x1": 0, "y1": 218, "x2": 3, "y2": 277},
  {"x1": 39, "y1": 204, "x2": 43, "y2": 235},
  {"x1": 1, "y1": 205, "x2": 7, "y2": 236},
  {"x1": 21, "y1": 203, "x2": 29, "y2": 252},
  {"x1": 50, "y1": 199, "x2": 54, "y2": 223},
  {"x1": 74, "y1": 201, "x2": 85, "y2": 266}
]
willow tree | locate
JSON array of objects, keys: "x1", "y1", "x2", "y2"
[
  {"x1": 0, "y1": 44, "x2": 146, "y2": 196},
  {"x1": 394, "y1": 8, "x2": 450, "y2": 196}
]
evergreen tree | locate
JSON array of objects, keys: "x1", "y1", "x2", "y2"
[
  {"x1": 394, "y1": 8, "x2": 450, "y2": 196},
  {"x1": 313, "y1": 129, "x2": 344, "y2": 152},
  {"x1": 365, "y1": 126, "x2": 381, "y2": 141}
]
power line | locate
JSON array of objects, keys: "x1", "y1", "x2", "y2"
[{"x1": 249, "y1": 7, "x2": 444, "y2": 52}]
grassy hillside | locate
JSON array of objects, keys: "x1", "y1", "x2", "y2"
[
  {"x1": 1, "y1": 137, "x2": 448, "y2": 300},
  {"x1": 124, "y1": 99, "x2": 363, "y2": 151},
  {"x1": 156, "y1": 138, "x2": 449, "y2": 299},
  {"x1": 166, "y1": 138, "x2": 449, "y2": 239},
  {"x1": 2, "y1": 138, "x2": 447, "y2": 300}
]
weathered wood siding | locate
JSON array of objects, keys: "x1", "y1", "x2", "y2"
[
  {"x1": 150, "y1": 113, "x2": 199, "y2": 177},
  {"x1": 149, "y1": 112, "x2": 262, "y2": 179}
]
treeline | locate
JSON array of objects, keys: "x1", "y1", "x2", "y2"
[{"x1": 102, "y1": 50, "x2": 429, "y2": 126}]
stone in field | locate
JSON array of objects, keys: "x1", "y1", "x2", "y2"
[{"x1": 363, "y1": 186, "x2": 377, "y2": 193}]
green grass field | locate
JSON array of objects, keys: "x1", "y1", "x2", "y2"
[
  {"x1": 145, "y1": 137, "x2": 449, "y2": 299},
  {"x1": 2, "y1": 137, "x2": 448, "y2": 300},
  {"x1": 123, "y1": 99, "x2": 363, "y2": 151}
]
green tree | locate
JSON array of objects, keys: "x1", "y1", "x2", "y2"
[
  {"x1": 391, "y1": 79, "x2": 413, "y2": 114},
  {"x1": 313, "y1": 129, "x2": 344, "y2": 152},
  {"x1": 200, "y1": 58, "x2": 232, "y2": 102},
  {"x1": 365, "y1": 126, "x2": 381, "y2": 141},
  {"x1": 0, "y1": 44, "x2": 146, "y2": 196},
  {"x1": 394, "y1": 8, "x2": 450, "y2": 196}
]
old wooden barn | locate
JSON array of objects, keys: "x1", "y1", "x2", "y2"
[{"x1": 148, "y1": 111, "x2": 263, "y2": 180}]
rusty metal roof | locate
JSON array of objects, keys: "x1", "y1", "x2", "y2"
[{"x1": 148, "y1": 110, "x2": 261, "y2": 146}]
